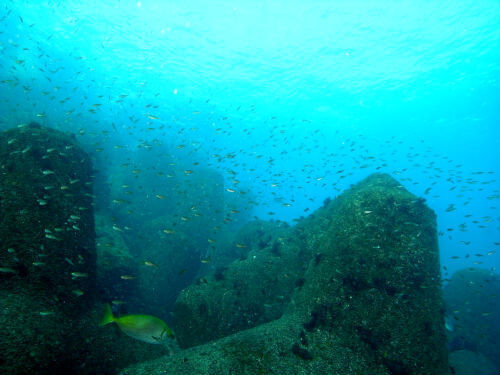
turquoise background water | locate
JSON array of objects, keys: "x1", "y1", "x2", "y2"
[{"x1": 0, "y1": 0, "x2": 499, "y2": 277}]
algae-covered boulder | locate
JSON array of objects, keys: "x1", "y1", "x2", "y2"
[
  {"x1": 173, "y1": 223, "x2": 299, "y2": 348},
  {"x1": 0, "y1": 290, "x2": 167, "y2": 375},
  {"x1": 0, "y1": 122, "x2": 96, "y2": 306},
  {"x1": 0, "y1": 123, "x2": 96, "y2": 374},
  {"x1": 122, "y1": 173, "x2": 449, "y2": 375},
  {"x1": 0, "y1": 123, "x2": 166, "y2": 375},
  {"x1": 285, "y1": 173, "x2": 448, "y2": 373}
]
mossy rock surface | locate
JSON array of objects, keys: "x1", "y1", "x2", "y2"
[
  {"x1": 0, "y1": 291, "x2": 167, "y2": 375},
  {"x1": 123, "y1": 173, "x2": 449, "y2": 375},
  {"x1": 173, "y1": 241, "x2": 303, "y2": 348},
  {"x1": 0, "y1": 124, "x2": 167, "y2": 374},
  {"x1": 289, "y1": 173, "x2": 447, "y2": 373},
  {"x1": 173, "y1": 219, "x2": 306, "y2": 348},
  {"x1": 0, "y1": 123, "x2": 96, "y2": 304}
]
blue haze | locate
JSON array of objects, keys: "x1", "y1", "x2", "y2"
[{"x1": 0, "y1": 0, "x2": 499, "y2": 278}]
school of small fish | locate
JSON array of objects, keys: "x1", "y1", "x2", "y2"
[{"x1": 0, "y1": 2, "x2": 497, "y2": 321}]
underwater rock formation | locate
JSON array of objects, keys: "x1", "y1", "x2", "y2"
[
  {"x1": 133, "y1": 168, "x2": 227, "y2": 319},
  {"x1": 99, "y1": 160, "x2": 229, "y2": 319},
  {"x1": 134, "y1": 213, "x2": 211, "y2": 318},
  {"x1": 444, "y1": 268, "x2": 500, "y2": 371},
  {"x1": 0, "y1": 124, "x2": 167, "y2": 374},
  {"x1": 208, "y1": 219, "x2": 292, "y2": 268},
  {"x1": 173, "y1": 220, "x2": 298, "y2": 348},
  {"x1": 122, "y1": 173, "x2": 449, "y2": 375},
  {"x1": 0, "y1": 122, "x2": 96, "y2": 305},
  {"x1": 0, "y1": 123, "x2": 96, "y2": 373},
  {"x1": 95, "y1": 213, "x2": 138, "y2": 309}
]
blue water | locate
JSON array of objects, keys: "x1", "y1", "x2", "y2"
[{"x1": 1, "y1": 0, "x2": 499, "y2": 324}]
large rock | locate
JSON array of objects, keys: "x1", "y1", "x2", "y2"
[
  {"x1": 0, "y1": 124, "x2": 167, "y2": 374},
  {"x1": 173, "y1": 220, "x2": 299, "y2": 348},
  {"x1": 0, "y1": 122, "x2": 96, "y2": 307},
  {"x1": 0, "y1": 290, "x2": 166, "y2": 375},
  {"x1": 444, "y1": 268, "x2": 500, "y2": 370},
  {"x1": 122, "y1": 173, "x2": 449, "y2": 375},
  {"x1": 0, "y1": 123, "x2": 96, "y2": 373},
  {"x1": 100, "y1": 161, "x2": 228, "y2": 319}
]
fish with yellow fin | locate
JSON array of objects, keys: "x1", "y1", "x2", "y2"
[{"x1": 99, "y1": 303, "x2": 175, "y2": 344}]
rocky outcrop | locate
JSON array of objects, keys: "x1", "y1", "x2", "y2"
[
  {"x1": 173, "y1": 221, "x2": 299, "y2": 348},
  {"x1": 0, "y1": 124, "x2": 167, "y2": 375},
  {"x1": 0, "y1": 123, "x2": 95, "y2": 305},
  {"x1": 444, "y1": 268, "x2": 500, "y2": 371},
  {"x1": 123, "y1": 173, "x2": 450, "y2": 375}
]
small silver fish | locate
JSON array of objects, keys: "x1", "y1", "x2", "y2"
[
  {"x1": 45, "y1": 233, "x2": 61, "y2": 240},
  {"x1": 71, "y1": 272, "x2": 88, "y2": 278},
  {"x1": 0, "y1": 267, "x2": 16, "y2": 273},
  {"x1": 39, "y1": 311, "x2": 55, "y2": 316}
]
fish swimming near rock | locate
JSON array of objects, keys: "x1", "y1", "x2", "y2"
[{"x1": 99, "y1": 303, "x2": 175, "y2": 344}]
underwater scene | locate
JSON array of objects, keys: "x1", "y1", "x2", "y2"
[{"x1": 0, "y1": 1, "x2": 499, "y2": 374}]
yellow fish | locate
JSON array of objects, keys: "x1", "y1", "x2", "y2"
[{"x1": 99, "y1": 304, "x2": 175, "y2": 344}]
